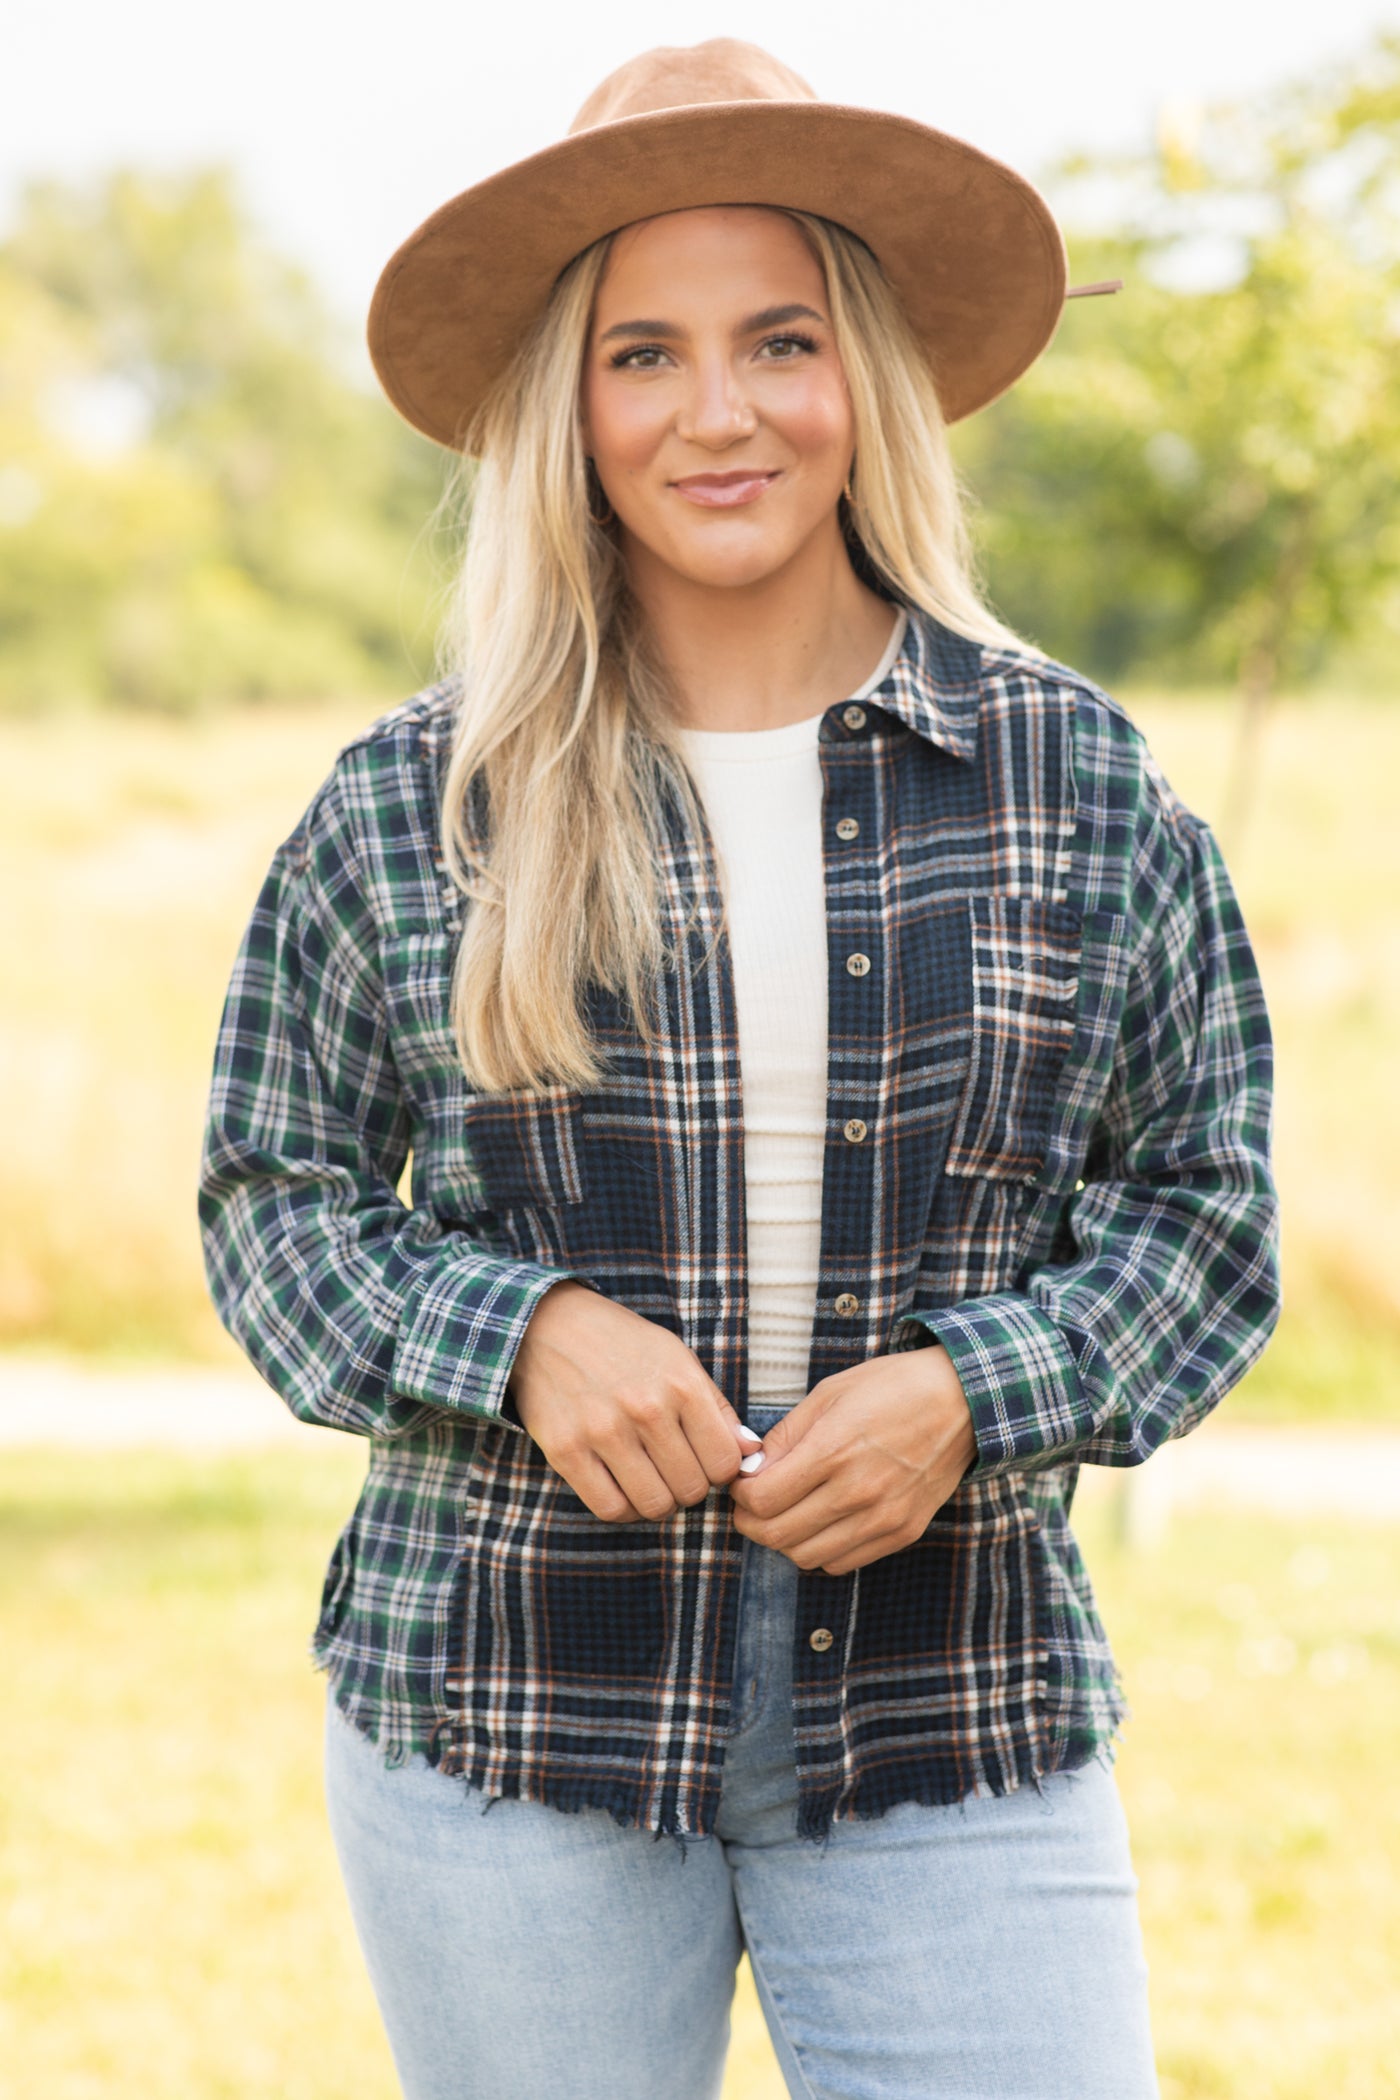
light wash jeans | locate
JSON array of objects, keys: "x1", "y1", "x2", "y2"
[{"x1": 325, "y1": 1410, "x2": 1158, "y2": 2100}]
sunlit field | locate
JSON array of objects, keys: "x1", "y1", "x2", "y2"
[
  {"x1": 3, "y1": 690, "x2": 1397, "y2": 2097},
  {"x1": 2, "y1": 690, "x2": 1397, "y2": 1412},
  {"x1": 2, "y1": 1440, "x2": 1396, "y2": 2100}
]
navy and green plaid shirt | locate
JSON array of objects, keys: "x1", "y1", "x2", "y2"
[{"x1": 199, "y1": 609, "x2": 1280, "y2": 1840}]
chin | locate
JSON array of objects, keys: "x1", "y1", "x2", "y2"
[
  {"x1": 658, "y1": 529, "x2": 810, "y2": 593},
  {"x1": 679, "y1": 555, "x2": 796, "y2": 591}
]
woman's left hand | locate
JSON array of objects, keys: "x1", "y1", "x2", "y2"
[{"x1": 728, "y1": 1347, "x2": 977, "y2": 1574}]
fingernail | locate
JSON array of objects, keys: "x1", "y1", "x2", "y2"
[
  {"x1": 735, "y1": 1424, "x2": 762, "y2": 1447},
  {"x1": 739, "y1": 1452, "x2": 765, "y2": 1475}
]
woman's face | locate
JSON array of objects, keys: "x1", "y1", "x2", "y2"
[{"x1": 580, "y1": 206, "x2": 855, "y2": 593}]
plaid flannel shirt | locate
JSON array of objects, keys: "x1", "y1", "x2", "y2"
[{"x1": 199, "y1": 610, "x2": 1280, "y2": 1840}]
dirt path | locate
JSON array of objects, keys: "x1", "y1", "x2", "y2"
[
  {"x1": 4, "y1": 1354, "x2": 1398, "y2": 1522},
  {"x1": 0, "y1": 1354, "x2": 322, "y2": 1450}
]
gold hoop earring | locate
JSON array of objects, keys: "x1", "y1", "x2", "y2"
[
  {"x1": 585, "y1": 457, "x2": 615, "y2": 527},
  {"x1": 842, "y1": 460, "x2": 857, "y2": 507}
]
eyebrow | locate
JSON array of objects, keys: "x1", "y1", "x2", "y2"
[{"x1": 597, "y1": 302, "x2": 827, "y2": 345}]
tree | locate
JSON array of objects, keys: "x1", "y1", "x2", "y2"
[
  {"x1": 956, "y1": 33, "x2": 1400, "y2": 839},
  {"x1": 0, "y1": 169, "x2": 446, "y2": 712}
]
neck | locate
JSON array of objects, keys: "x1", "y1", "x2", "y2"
[{"x1": 623, "y1": 519, "x2": 898, "y2": 732}]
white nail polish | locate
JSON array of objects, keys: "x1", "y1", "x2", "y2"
[
  {"x1": 739, "y1": 1452, "x2": 765, "y2": 1475},
  {"x1": 735, "y1": 1424, "x2": 762, "y2": 1446}
]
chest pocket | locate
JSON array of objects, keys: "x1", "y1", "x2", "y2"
[{"x1": 944, "y1": 896, "x2": 1082, "y2": 1185}]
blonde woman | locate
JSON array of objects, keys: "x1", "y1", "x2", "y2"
[{"x1": 200, "y1": 40, "x2": 1279, "y2": 2100}]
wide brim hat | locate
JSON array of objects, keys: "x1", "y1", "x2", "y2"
[{"x1": 369, "y1": 39, "x2": 1078, "y2": 450}]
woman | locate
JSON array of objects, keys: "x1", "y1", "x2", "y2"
[{"x1": 200, "y1": 39, "x2": 1280, "y2": 2100}]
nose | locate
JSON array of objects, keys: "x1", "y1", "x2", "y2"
[{"x1": 675, "y1": 350, "x2": 758, "y2": 449}]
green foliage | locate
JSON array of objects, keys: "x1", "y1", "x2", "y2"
[
  {"x1": 955, "y1": 35, "x2": 1400, "y2": 692},
  {"x1": 0, "y1": 168, "x2": 447, "y2": 713},
  {"x1": 3, "y1": 38, "x2": 1399, "y2": 710}
]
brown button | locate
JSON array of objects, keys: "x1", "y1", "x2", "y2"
[
  {"x1": 845, "y1": 952, "x2": 871, "y2": 978},
  {"x1": 809, "y1": 1626, "x2": 835, "y2": 1653},
  {"x1": 835, "y1": 816, "x2": 859, "y2": 841},
  {"x1": 841, "y1": 704, "x2": 867, "y2": 733},
  {"x1": 834, "y1": 1293, "x2": 860, "y2": 1318},
  {"x1": 843, "y1": 1118, "x2": 867, "y2": 1144}
]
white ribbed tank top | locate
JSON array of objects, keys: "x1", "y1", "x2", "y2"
[{"x1": 677, "y1": 609, "x2": 907, "y2": 1409}]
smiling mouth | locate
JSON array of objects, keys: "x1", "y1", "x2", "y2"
[{"x1": 669, "y1": 469, "x2": 781, "y2": 509}]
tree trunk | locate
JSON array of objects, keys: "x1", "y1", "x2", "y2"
[
  {"x1": 1219, "y1": 507, "x2": 1313, "y2": 857},
  {"x1": 1220, "y1": 647, "x2": 1275, "y2": 856}
]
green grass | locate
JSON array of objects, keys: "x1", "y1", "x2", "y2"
[
  {"x1": 0, "y1": 687, "x2": 1397, "y2": 1410},
  {"x1": 1075, "y1": 1486, "x2": 1400, "y2": 2099},
  {"x1": 2, "y1": 1444, "x2": 1397, "y2": 2099}
]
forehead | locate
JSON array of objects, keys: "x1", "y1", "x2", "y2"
[{"x1": 596, "y1": 206, "x2": 826, "y2": 306}]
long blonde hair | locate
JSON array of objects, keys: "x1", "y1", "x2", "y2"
[{"x1": 440, "y1": 209, "x2": 1022, "y2": 1093}]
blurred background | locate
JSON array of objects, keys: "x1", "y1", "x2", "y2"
[{"x1": 3, "y1": 3, "x2": 1398, "y2": 2096}]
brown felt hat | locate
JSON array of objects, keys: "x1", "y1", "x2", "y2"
[{"x1": 369, "y1": 39, "x2": 1072, "y2": 450}]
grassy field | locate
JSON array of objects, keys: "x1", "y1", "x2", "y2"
[
  {"x1": 1, "y1": 1438, "x2": 1396, "y2": 2100},
  {"x1": 1, "y1": 689, "x2": 1397, "y2": 1411}
]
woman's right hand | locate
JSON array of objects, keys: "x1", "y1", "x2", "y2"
[{"x1": 506, "y1": 1281, "x2": 758, "y2": 1522}]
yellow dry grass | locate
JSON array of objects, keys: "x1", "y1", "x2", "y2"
[{"x1": 2, "y1": 689, "x2": 1396, "y2": 1411}]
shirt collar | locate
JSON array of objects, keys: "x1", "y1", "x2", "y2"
[{"x1": 843, "y1": 604, "x2": 987, "y2": 764}]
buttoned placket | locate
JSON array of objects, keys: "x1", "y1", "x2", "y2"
[
  {"x1": 777, "y1": 690, "x2": 893, "y2": 1755},
  {"x1": 814, "y1": 693, "x2": 885, "y2": 1349},
  {"x1": 686, "y1": 688, "x2": 891, "y2": 1794}
]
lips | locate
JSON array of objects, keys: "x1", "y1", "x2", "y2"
[{"x1": 669, "y1": 469, "x2": 780, "y2": 508}]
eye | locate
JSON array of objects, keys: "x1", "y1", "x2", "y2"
[
  {"x1": 608, "y1": 342, "x2": 671, "y2": 371},
  {"x1": 756, "y1": 332, "x2": 819, "y2": 362}
]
